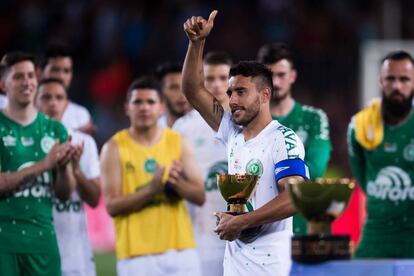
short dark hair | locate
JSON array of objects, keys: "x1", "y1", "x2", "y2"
[
  {"x1": 204, "y1": 51, "x2": 232, "y2": 66},
  {"x1": 41, "y1": 43, "x2": 72, "y2": 69},
  {"x1": 126, "y1": 76, "x2": 162, "y2": 102},
  {"x1": 381, "y1": 50, "x2": 414, "y2": 66},
  {"x1": 36, "y1": 78, "x2": 67, "y2": 101},
  {"x1": 257, "y1": 43, "x2": 294, "y2": 68},
  {"x1": 155, "y1": 62, "x2": 182, "y2": 83},
  {"x1": 0, "y1": 51, "x2": 36, "y2": 78},
  {"x1": 230, "y1": 61, "x2": 274, "y2": 96},
  {"x1": 38, "y1": 77, "x2": 66, "y2": 91}
]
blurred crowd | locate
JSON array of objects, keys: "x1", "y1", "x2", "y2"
[{"x1": 2, "y1": 0, "x2": 411, "y2": 171}]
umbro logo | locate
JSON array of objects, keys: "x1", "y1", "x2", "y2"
[
  {"x1": 2, "y1": 135, "x2": 16, "y2": 147},
  {"x1": 274, "y1": 166, "x2": 290, "y2": 175},
  {"x1": 125, "y1": 161, "x2": 135, "y2": 173}
]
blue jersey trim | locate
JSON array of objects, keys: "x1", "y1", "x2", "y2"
[{"x1": 274, "y1": 158, "x2": 309, "y2": 182}]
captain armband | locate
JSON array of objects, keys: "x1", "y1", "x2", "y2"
[{"x1": 274, "y1": 158, "x2": 310, "y2": 182}]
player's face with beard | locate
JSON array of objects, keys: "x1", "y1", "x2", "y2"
[
  {"x1": 228, "y1": 75, "x2": 261, "y2": 126},
  {"x1": 265, "y1": 59, "x2": 296, "y2": 102},
  {"x1": 161, "y1": 72, "x2": 191, "y2": 118},
  {"x1": 380, "y1": 59, "x2": 414, "y2": 117}
]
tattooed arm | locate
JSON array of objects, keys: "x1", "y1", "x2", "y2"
[{"x1": 182, "y1": 11, "x2": 224, "y2": 131}]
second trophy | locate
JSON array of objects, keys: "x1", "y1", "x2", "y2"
[{"x1": 287, "y1": 178, "x2": 355, "y2": 263}]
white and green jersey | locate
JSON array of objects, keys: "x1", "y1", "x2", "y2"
[
  {"x1": 273, "y1": 101, "x2": 331, "y2": 179},
  {"x1": 53, "y1": 130, "x2": 99, "y2": 275},
  {"x1": 173, "y1": 110, "x2": 227, "y2": 276},
  {"x1": 348, "y1": 111, "x2": 414, "y2": 258},
  {"x1": 61, "y1": 101, "x2": 91, "y2": 131},
  {"x1": 0, "y1": 111, "x2": 68, "y2": 254},
  {"x1": 216, "y1": 111, "x2": 305, "y2": 276},
  {"x1": 273, "y1": 101, "x2": 331, "y2": 235}
]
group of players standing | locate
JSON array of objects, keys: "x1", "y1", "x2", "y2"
[{"x1": 1, "y1": 10, "x2": 414, "y2": 276}]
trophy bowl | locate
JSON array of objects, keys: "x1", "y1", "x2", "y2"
[
  {"x1": 216, "y1": 174, "x2": 262, "y2": 243},
  {"x1": 287, "y1": 178, "x2": 355, "y2": 263}
]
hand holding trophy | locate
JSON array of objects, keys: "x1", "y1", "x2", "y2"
[{"x1": 215, "y1": 174, "x2": 262, "y2": 243}]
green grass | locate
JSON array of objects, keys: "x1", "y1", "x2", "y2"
[{"x1": 95, "y1": 252, "x2": 117, "y2": 276}]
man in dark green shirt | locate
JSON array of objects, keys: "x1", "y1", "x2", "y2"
[
  {"x1": 348, "y1": 51, "x2": 414, "y2": 258},
  {"x1": 0, "y1": 51, "x2": 76, "y2": 275},
  {"x1": 257, "y1": 43, "x2": 332, "y2": 235}
]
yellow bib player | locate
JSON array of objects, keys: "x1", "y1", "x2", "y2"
[{"x1": 101, "y1": 76, "x2": 205, "y2": 276}]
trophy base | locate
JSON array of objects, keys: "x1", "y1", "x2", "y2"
[
  {"x1": 292, "y1": 235, "x2": 350, "y2": 263},
  {"x1": 226, "y1": 212, "x2": 262, "y2": 243}
]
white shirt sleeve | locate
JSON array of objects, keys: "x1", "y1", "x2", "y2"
[
  {"x1": 79, "y1": 134, "x2": 100, "y2": 180},
  {"x1": 0, "y1": 94, "x2": 8, "y2": 109},
  {"x1": 62, "y1": 101, "x2": 92, "y2": 130},
  {"x1": 273, "y1": 127, "x2": 305, "y2": 164},
  {"x1": 215, "y1": 111, "x2": 236, "y2": 146}
]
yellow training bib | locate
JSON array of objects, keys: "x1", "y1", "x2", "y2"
[
  {"x1": 355, "y1": 98, "x2": 384, "y2": 150},
  {"x1": 112, "y1": 128, "x2": 195, "y2": 259}
]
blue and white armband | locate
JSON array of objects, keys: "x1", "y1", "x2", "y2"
[{"x1": 274, "y1": 158, "x2": 310, "y2": 182}]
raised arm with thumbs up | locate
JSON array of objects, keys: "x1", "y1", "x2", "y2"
[{"x1": 182, "y1": 10, "x2": 224, "y2": 131}]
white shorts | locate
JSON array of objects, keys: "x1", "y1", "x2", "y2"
[
  {"x1": 223, "y1": 231, "x2": 292, "y2": 276},
  {"x1": 117, "y1": 249, "x2": 202, "y2": 276},
  {"x1": 195, "y1": 234, "x2": 225, "y2": 276}
]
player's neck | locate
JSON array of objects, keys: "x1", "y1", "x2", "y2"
[
  {"x1": 167, "y1": 108, "x2": 193, "y2": 127},
  {"x1": 219, "y1": 97, "x2": 230, "y2": 112},
  {"x1": 167, "y1": 112, "x2": 178, "y2": 128},
  {"x1": 2, "y1": 102, "x2": 37, "y2": 125},
  {"x1": 129, "y1": 125, "x2": 163, "y2": 147},
  {"x1": 382, "y1": 108, "x2": 413, "y2": 126},
  {"x1": 270, "y1": 96, "x2": 294, "y2": 117},
  {"x1": 243, "y1": 110, "x2": 273, "y2": 141}
]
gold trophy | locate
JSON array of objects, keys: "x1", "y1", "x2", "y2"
[
  {"x1": 216, "y1": 174, "x2": 261, "y2": 242},
  {"x1": 287, "y1": 178, "x2": 355, "y2": 263}
]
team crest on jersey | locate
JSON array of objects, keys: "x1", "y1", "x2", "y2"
[
  {"x1": 144, "y1": 158, "x2": 157, "y2": 173},
  {"x1": 403, "y1": 144, "x2": 414, "y2": 161},
  {"x1": 2, "y1": 135, "x2": 16, "y2": 147},
  {"x1": 367, "y1": 166, "x2": 414, "y2": 202},
  {"x1": 246, "y1": 159, "x2": 263, "y2": 176},
  {"x1": 40, "y1": 136, "x2": 55, "y2": 153}
]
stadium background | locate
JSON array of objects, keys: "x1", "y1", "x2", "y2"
[{"x1": 1, "y1": 0, "x2": 413, "y2": 275}]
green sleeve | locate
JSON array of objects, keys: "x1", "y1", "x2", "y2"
[
  {"x1": 305, "y1": 109, "x2": 332, "y2": 178},
  {"x1": 53, "y1": 121, "x2": 69, "y2": 143},
  {"x1": 304, "y1": 139, "x2": 331, "y2": 178},
  {"x1": 347, "y1": 118, "x2": 366, "y2": 189},
  {"x1": 0, "y1": 135, "x2": 3, "y2": 171}
]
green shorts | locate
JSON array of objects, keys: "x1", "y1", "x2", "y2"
[{"x1": 0, "y1": 252, "x2": 61, "y2": 276}]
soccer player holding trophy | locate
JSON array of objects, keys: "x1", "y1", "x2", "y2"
[{"x1": 182, "y1": 11, "x2": 309, "y2": 275}]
